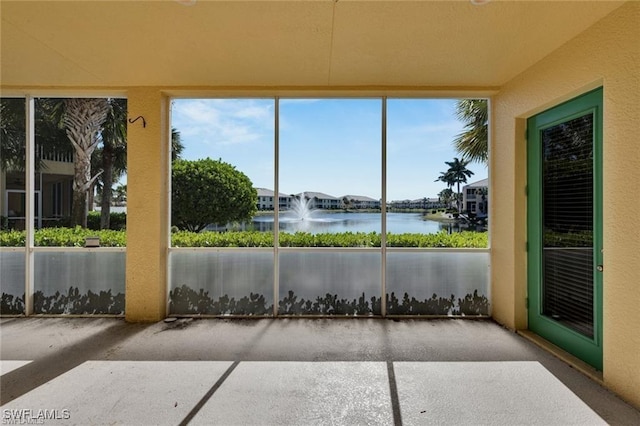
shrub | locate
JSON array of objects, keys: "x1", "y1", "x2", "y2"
[
  {"x1": 172, "y1": 158, "x2": 257, "y2": 232},
  {"x1": 0, "y1": 229, "x2": 25, "y2": 246},
  {"x1": 171, "y1": 230, "x2": 274, "y2": 247},
  {"x1": 386, "y1": 231, "x2": 487, "y2": 248},
  {"x1": 172, "y1": 230, "x2": 486, "y2": 248},
  {"x1": 87, "y1": 211, "x2": 127, "y2": 230},
  {"x1": 0, "y1": 229, "x2": 486, "y2": 248},
  {"x1": 0, "y1": 227, "x2": 126, "y2": 247}
]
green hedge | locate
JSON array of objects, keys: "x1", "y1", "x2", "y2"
[
  {"x1": 87, "y1": 211, "x2": 127, "y2": 230},
  {"x1": 0, "y1": 227, "x2": 126, "y2": 247},
  {"x1": 386, "y1": 231, "x2": 486, "y2": 248},
  {"x1": 1, "y1": 228, "x2": 487, "y2": 248},
  {"x1": 172, "y1": 230, "x2": 274, "y2": 247},
  {"x1": 53, "y1": 212, "x2": 126, "y2": 230}
]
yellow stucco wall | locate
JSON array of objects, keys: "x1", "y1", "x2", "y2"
[
  {"x1": 492, "y1": 2, "x2": 640, "y2": 407},
  {"x1": 125, "y1": 89, "x2": 170, "y2": 322}
]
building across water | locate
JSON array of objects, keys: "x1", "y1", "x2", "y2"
[
  {"x1": 256, "y1": 188, "x2": 449, "y2": 211},
  {"x1": 256, "y1": 188, "x2": 382, "y2": 211},
  {"x1": 463, "y1": 178, "x2": 489, "y2": 217}
]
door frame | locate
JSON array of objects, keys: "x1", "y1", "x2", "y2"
[{"x1": 526, "y1": 87, "x2": 603, "y2": 370}]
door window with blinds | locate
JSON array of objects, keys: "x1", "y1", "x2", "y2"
[
  {"x1": 527, "y1": 87, "x2": 603, "y2": 370},
  {"x1": 541, "y1": 114, "x2": 594, "y2": 338}
]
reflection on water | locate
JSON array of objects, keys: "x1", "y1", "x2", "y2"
[{"x1": 233, "y1": 212, "x2": 483, "y2": 234}]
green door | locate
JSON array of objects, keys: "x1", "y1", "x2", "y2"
[{"x1": 527, "y1": 88, "x2": 603, "y2": 370}]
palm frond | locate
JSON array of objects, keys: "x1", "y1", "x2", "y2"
[{"x1": 453, "y1": 99, "x2": 488, "y2": 164}]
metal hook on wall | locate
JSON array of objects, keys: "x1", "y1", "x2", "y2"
[{"x1": 128, "y1": 116, "x2": 146, "y2": 128}]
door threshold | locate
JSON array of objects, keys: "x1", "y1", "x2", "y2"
[{"x1": 517, "y1": 329, "x2": 603, "y2": 384}]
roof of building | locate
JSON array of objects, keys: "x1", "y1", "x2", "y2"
[
  {"x1": 463, "y1": 178, "x2": 488, "y2": 188},
  {"x1": 298, "y1": 191, "x2": 338, "y2": 200},
  {"x1": 341, "y1": 195, "x2": 379, "y2": 202},
  {"x1": 256, "y1": 188, "x2": 290, "y2": 197}
]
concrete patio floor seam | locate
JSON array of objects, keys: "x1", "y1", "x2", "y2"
[
  {"x1": 1, "y1": 318, "x2": 638, "y2": 425},
  {"x1": 0, "y1": 360, "x2": 607, "y2": 425}
]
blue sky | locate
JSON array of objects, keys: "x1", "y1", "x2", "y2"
[{"x1": 170, "y1": 98, "x2": 487, "y2": 200}]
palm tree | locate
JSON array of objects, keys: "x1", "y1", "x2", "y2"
[
  {"x1": 113, "y1": 184, "x2": 127, "y2": 205},
  {"x1": 443, "y1": 157, "x2": 474, "y2": 213},
  {"x1": 434, "y1": 171, "x2": 455, "y2": 189},
  {"x1": 95, "y1": 99, "x2": 127, "y2": 229},
  {"x1": 1, "y1": 98, "x2": 69, "y2": 172},
  {"x1": 3, "y1": 98, "x2": 177, "y2": 230},
  {"x1": 438, "y1": 188, "x2": 454, "y2": 209},
  {"x1": 95, "y1": 119, "x2": 182, "y2": 228},
  {"x1": 0, "y1": 98, "x2": 26, "y2": 171},
  {"x1": 61, "y1": 98, "x2": 110, "y2": 227},
  {"x1": 171, "y1": 127, "x2": 184, "y2": 161},
  {"x1": 475, "y1": 187, "x2": 488, "y2": 215},
  {"x1": 453, "y1": 99, "x2": 488, "y2": 164},
  {"x1": 93, "y1": 123, "x2": 182, "y2": 229}
]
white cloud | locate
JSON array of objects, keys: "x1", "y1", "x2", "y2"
[{"x1": 171, "y1": 99, "x2": 274, "y2": 148}]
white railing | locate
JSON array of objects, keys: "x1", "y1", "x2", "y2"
[{"x1": 36, "y1": 145, "x2": 74, "y2": 163}]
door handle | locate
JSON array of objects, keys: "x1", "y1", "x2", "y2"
[{"x1": 596, "y1": 265, "x2": 604, "y2": 272}]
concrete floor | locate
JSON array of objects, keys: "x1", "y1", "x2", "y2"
[{"x1": 1, "y1": 317, "x2": 638, "y2": 425}]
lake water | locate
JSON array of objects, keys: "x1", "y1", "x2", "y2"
[{"x1": 245, "y1": 212, "x2": 478, "y2": 234}]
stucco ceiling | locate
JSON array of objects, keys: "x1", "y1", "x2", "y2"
[{"x1": 0, "y1": 0, "x2": 626, "y2": 90}]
